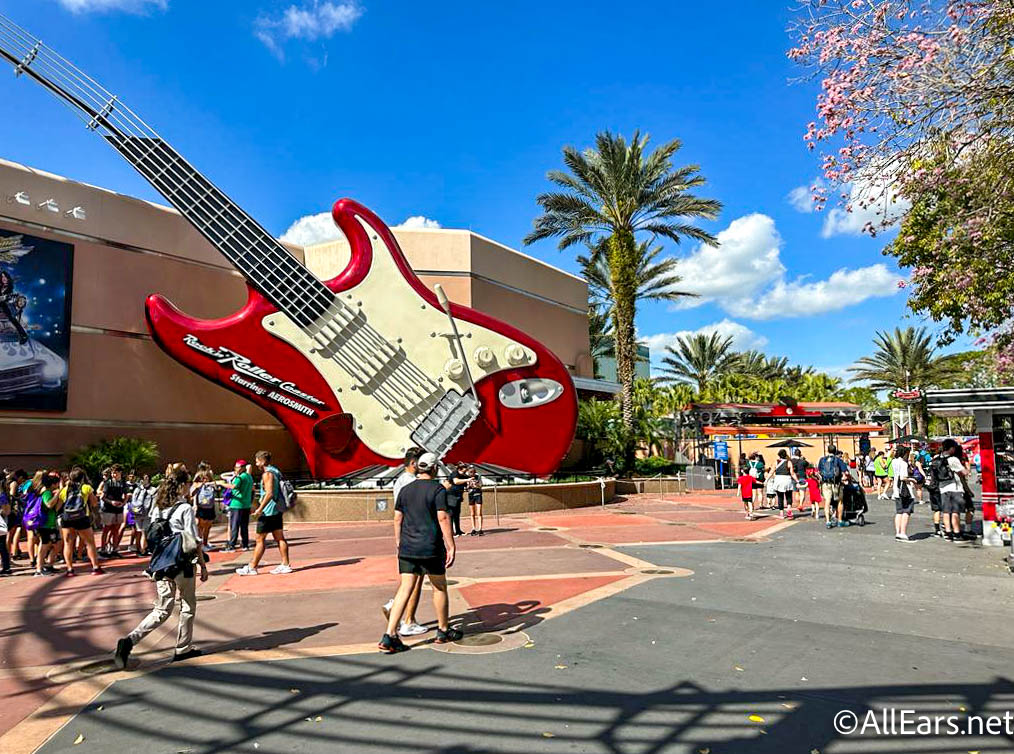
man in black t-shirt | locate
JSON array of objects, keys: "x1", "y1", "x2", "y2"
[
  {"x1": 791, "y1": 449, "x2": 810, "y2": 509},
  {"x1": 98, "y1": 465, "x2": 128, "y2": 557},
  {"x1": 379, "y1": 453, "x2": 461, "y2": 653}
]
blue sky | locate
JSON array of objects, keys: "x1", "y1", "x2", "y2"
[{"x1": 0, "y1": 0, "x2": 959, "y2": 379}]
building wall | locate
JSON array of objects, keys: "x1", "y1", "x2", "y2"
[
  {"x1": 0, "y1": 158, "x2": 303, "y2": 473},
  {"x1": 0, "y1": 159, "x2": 591, "y2": 475}
]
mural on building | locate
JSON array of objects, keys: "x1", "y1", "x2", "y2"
[{"x1": 0, "y1": 230, "x2": 73, "y2": 411}]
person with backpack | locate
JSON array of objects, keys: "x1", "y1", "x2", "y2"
[
  {"x1": 59, "y1": 467, "x2": 103, "y2": 576},
  {"x1": 890, "y1": 446, "x2": 917, "y2": 542},
  {"x1": 818, "y1": 446, "x2": 850, "y2": 528},
  {"x1": 936, "y1": 438, "x2": 969, "y2": 542},
  {"x1": 0, "y1": 471, "x2": 11, "y2": 576},
  {"x1": 34, "y1": 473, "x2": 62, "y2": 576},
  {"x1": 234, "y1": 450, "x2": 292, "y2": 576},
  {"x1": 21, "y1": 470, "x2": 47, "y2": 564},
  {"x1": 216, "y1": 459, "x2": 254, "y2": 552},
  {"x1": 98, "y1": 465, "x2": 128, "y2": 558},
  {"x1": 125, "y1": 475, "x2": 155, "y2": 556},
  {"x1": 6, "y1": 469, "x2": 27, "y2": 562},
  {"x1": 190, "y1": 463, "x2": 219, "y2": 552},
  {"x1": 114, "y1": 465, "x2": 207, "y2": 669},
  {"x1": 772, "y1": 450, "x2": 798, "y2": 519}
]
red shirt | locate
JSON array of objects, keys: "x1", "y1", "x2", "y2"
[{"x1": 737, "y1": 475, "x2": 755, "y2": 498}]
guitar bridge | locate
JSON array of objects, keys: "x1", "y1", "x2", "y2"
[{"x1": 410, "y1": 389, "x2": 480, "y2": 457}]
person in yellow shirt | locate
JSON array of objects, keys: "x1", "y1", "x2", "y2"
[{"x1": 58, "y1": 467, "x2": 103, "y2": 576}]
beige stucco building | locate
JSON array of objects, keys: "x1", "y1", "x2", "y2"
[{"x1": 0, "y1": 158, "x2": 593, "y2": 474}]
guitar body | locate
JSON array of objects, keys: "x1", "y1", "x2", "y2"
[{"x1": 145, "y1": 199, "x2": 578, "y2": 477}]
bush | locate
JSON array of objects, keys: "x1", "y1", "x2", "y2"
[
  {"x1": 68, "y1": 437, "x2": 160, "y2": 484},
  {"x1": 633, "y1": 455, "x2": 681, "y2": 477}
]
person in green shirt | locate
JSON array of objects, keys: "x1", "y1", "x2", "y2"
[
  {"x1": 35, "y1": 473, "x2": 61, "y2": 576},
  {"x1": 217, "y1": 460, "x2": 253, "y2": 552},
  {"x1": 873, "y1": 451, "x2": 890, "y2": 499}
]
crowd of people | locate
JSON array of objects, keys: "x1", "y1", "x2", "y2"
[{"x1": 733, "y1": 438, "x2": 977, "y2": 543}]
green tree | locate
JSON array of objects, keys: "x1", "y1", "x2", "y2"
[
  {"x1": 68, "y1": 436, "x2": 160, "y2": 485},
  {"x1": 658, "y1": 332, "x2": 739, "y2": 394},
  {"x1": 849, "y1": 327, "x2": 963, "y2": 434},
  {"x1": 525, "y1": 131, "x2": 721, "y2": 467}
]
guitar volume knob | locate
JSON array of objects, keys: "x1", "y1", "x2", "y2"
[
  {"x1": 444, "y1": 358, "x2": 465, "y2": 380},
  {"x1": 474, "y1": 346, "x2": 495, "y2": 368},
  {"x1": 505, "y1": 344, "x2": 528, "y2": 365}
]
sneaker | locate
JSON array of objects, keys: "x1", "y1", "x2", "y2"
[
  {"x1": 826, "y1": 521, "x2": 834, "y2": 529},
  {"x1": 933, "y1": 529, "x2": 944, "y2": 538},
  {"x1": 171, "y1": 648, "x2": 204, "y2": 663},
  {"x1": 434, "y1": 627, "x2": 464, "y2": 644},
  {"x1": 33, "y1": 571, "x2": 44, "y2": 577},
  {"x1": 398, "y1": 622, "x2": 429, "y2": 637},
  {"x1": 0, "y1": 569, "x2": 12, "y2": 576},
  {"x1": 477, "y1": 530, "x2": 485, "y2": 537},
  {"x1": 235, "y1": 565, "x2": 258, "y2": 576},
  {"x1": 92, "y1": 567, "x2": 105, "y2": 576},
  {"x1": 468, "y1": 530, "x2": 478, "y2": 537},
  {"x1": 381, "y1": 599, "x2": 394, "y2": 620},
  {"x1": 270, "y1": 564, "x2": 292, "y2": 575},
  {"x1": 786, "y1": 509, "x2": 794, "y2": 519},
  {"x1": 897, "y1": 534, "x2": 912, "y2": 542},
  {"x1": 64, "y1": 570, "x2": 77, "y2": 578},
  {"x1": 113, "y1": 637, "x2": 133, "y2": 670},
  {"x1": 378, "y1": 634, "x2": 410, "y2": 654}
]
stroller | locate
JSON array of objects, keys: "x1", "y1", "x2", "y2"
[{"x1": 840, "y1": 478, "x2": 868, "y2": 526}]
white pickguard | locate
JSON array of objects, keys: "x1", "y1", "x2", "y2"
[{"x1": 263, "y1": 216, "x2": 535, "y2": 459}]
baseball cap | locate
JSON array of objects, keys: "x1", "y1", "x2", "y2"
[
  {"x1": 417, "y1": 452, "x2": 439, "y2": 471},
  {"x1": 235, "y1": 459, "x2": 247, "y2": 466}
]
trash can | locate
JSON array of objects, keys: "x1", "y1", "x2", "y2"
[{"x1": 686, "y1": 465, "x2": 716, "y2": 491}]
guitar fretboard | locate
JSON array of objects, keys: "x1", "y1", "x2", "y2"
[{"x1": 106, "y1": 135, "x2": 331, "y2": 326}]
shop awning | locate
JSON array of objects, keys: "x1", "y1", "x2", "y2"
[{"x1": 703, "y1": 423, "x2": 885, "y2": 436}]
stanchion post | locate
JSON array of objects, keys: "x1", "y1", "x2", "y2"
[
  {"x1": 494, "y1": 483, "x2": 500, "y2": 527},
  {"x1": 600, "y1": 477, "x2": 606, "y2": 507}
]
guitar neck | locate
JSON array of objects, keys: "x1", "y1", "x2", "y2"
[{"x1": 0, "y1": 13, "x2": 329, "y2": 326}]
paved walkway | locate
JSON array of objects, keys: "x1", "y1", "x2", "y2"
[{"x1": 0, "y1": 491, "x2": 791, "y2": 752}]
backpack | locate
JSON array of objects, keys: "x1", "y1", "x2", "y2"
[
  {"x1": 196, "y1": 483, "x2": 216, "y2": 508},
  {"x1": 266, "y1": 465, "x2": 296, "y2": 513},
  {"x1": 144, "y1": 501, "x2": 186, "y2": 550},
  {"x1": 21, "y1": 490, "x2": 45, "y2": 531},
  {"x1": 929, "y1": 455, "x2": 954, "y2": 486},
  {"x1": 144, "y1": 502, "x2": 190, "y2": 581},
  {"x1": 818, "y1": 455, "x2": 843, "y2": 483},
  {"x1": 60, "y1": 485, "x2": 89, "y2": 522}
]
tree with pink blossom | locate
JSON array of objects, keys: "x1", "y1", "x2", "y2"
[{"x1": 788, "y1": 0, "x2": 1013, "y2": 376}]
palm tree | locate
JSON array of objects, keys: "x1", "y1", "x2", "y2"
[
  {"x1": 736, "y1": 351, "x2": 789, "y2": 381},
  {"x1": 658, "y1": 332, "x2": 740, "y2": 394},
  {"x1": 849, "y1": 326, "x2": 963, "y2": 433},
  {"x1": 525, "y1": 131, "x2": 721, "y2": 468}
]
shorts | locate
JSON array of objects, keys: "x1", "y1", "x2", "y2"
[
  {"x1": 256, "y1": 513, "x2": 284, "y2": 534},
  {"x1": 196, "y1": 507, "x2": 217, "y2": 521},
  {"x1": 398, "y1": 555, "x2": 446, "y2": 576},
  {"x1": 773, "y1": 476, "x2": 795, "y2": 493},
  {"x1": 101, "y1": 512, "x2": 122, "y2": 527},
  {"x1": 59, "y1": 516, "x2": 92, "y2": 531},
  {"x1": 941, "y1": 490, "x2": 964, "y2": 514},
  {"x1": 741, "y1": 496, "x2": 752, "y2": 504},
  {"x1": 37, "y1": 527, "x2": 59, "y2": 545},
  {"x1": 468, "y1": 495, "x2": 483, "y2": 506},
  {"x1": 894, "y1": 496, "x2": 915, "y2": 515},
  {"x1": 928, "y1": 486, "x2": 941, "y2": 512},
  {"x1": 821, "y1": 482, "x2": 842, "y2": 504}
]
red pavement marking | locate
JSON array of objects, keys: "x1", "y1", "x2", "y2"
[
  {"x1": 650, "y1": 510, "x2": 754, "y2": 523},
  {"x1": 452, "y1": 547, "x2": 622, "y2": 580},
  {"x1": 457, "y1": 574, "x2": 627, "y2": 629},
  {"x1": 0, "y1": 677, "x2": 67, "y2": 744},
  {"x1": 528, "y1": 513, "x2": 661, "y2": 528},
  {"x1": 222, "y1": 555, "x2": 395, "y2": 594}
]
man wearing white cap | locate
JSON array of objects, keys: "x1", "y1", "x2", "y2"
[{"x1": 379, "y1": 452, "x2": 461, "y2": 653}]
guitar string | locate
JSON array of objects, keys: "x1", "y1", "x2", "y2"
[{"x1": 0, "y1": 20, "x2": 454, "y2": 425}]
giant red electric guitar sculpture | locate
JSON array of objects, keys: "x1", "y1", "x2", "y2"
[{"x1": 0, "y1": 15, "x2": 577, "y2": 477}]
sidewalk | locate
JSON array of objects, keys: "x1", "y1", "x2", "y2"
[{"x1": 0, "y1": 491, "x2": 787, "y2": 751}]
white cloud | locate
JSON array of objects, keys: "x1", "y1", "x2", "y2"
[
  {"x1": 727, "y1": 264, "x2": 903, "y2": 320},
  {"x1": 397, "y1": 215, "x2": 441, "y2": 230},
  {"x1": 788, "y1": 185, "x2": 814, "y2": 213},
  {"x1": 821, "y1": 175, "x2": 910, "y2": 237},
  {"x1": 256, "y1": 1, "x2": 363, "y2": 59},
  {"x1": 670, "y1": 213, "x2": 784, "y2": 309},
  {"x1": 642, "y1": 319, "x2": 769, "y2": 358},
  {"x1": 279, "y1": 211, "x2": 441, "y2": 246},
  {"x1": 671, "y1": 212, "x2": 905, "y2": 319},
  {"x1": 57, "y1": 0, "x2": 166, "y2": 12}
]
